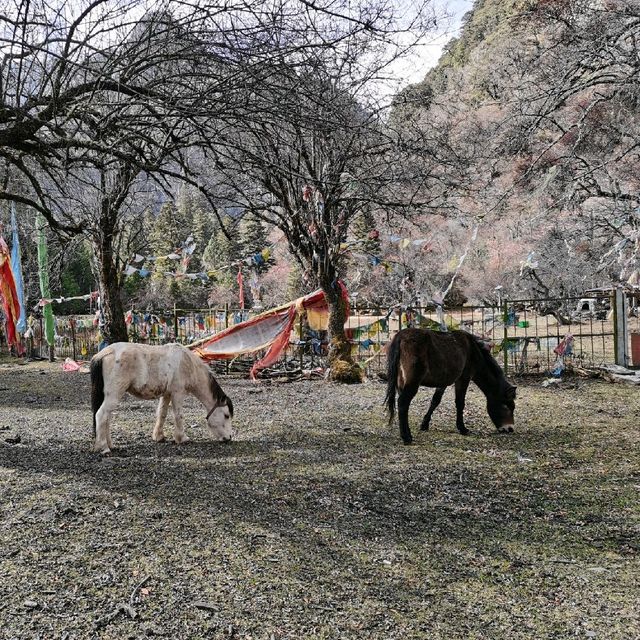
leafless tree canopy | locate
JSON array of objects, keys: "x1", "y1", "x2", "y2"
[{"x1": 1, "y1": 0, "x2": 442, "y2": 351}]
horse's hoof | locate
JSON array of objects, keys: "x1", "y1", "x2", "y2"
[
  {"x1": 94, "y1": 442, "x2": 111, "y2": 455},
  {"x1": 402, "y1": 439, "x2": 413, "y2": 446},
  {"x1": 420, "y1": 424, "x2": 430, "y2": 431},
  {"x1": 459, "y1": 428, "x2": 470, "y2": 436},
  {"x1": 174, "y1": 435, "x2": 190, "y2": 445},
  {"x1": 152, "y1": 434, "x2": 166, "y2": 443}
]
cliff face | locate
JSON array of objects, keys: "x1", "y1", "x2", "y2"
[{"x1": 392, "y1": 0, "x2": 640, "y2": 300}]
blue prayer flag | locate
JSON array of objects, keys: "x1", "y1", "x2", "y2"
[{"x1": 10, "y1": 206, "x2": 26, "y2": 333}]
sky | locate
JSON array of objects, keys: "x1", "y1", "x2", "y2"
[{"x1": 393, "y1": 0, "x2": 474, "y2": 89}]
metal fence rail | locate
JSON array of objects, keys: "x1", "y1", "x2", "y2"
[
  {"x1": 5, "y1": 290, "x2": 638, "y2": 375},
  {"x1": 341, "y1": 293, "x2": 621, "y2": 376}
]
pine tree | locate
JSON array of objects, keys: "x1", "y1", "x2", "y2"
[
  {"x1": 190, "y1": 199, "x2": 216, "y2": 273},
  {"x1": 351, "y1": 209, "x2": 381, "y2": 256},
  {"x1": 149, "y1": 202, "x2": 184, "y2": 257},
  {"x1": 202, "y1": 216, "x2": 242, "y2": 286},
  {"x1": 241, "y1": 215, "x2": 270, "y2": 274}
]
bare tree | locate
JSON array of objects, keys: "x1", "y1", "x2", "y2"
[
  {"x1": 200, "y1": 1, "x2": 448, "y2": 380},
  {"x1": 490, "y1": 0, "x2": 640, "y2": 286},
  {"x1": 2, "y1": 0, "x2": 447, "y2": 347}
]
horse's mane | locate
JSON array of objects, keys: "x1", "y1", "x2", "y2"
[
  {"x1": 208, "y1": 370, "x2": 234, "y2": 417},
  {"x1": 470, "y1": 334, "x2": 507, "y2": 388}
]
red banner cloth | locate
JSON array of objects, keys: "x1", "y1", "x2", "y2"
[
  {"x1": 190, "y1": 284, "x2": 349, "y2": 379},
  {"x1": 0, "y1": 234, "x2": 24, "y2": 353}
]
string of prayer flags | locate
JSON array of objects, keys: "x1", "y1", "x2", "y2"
[
  {"x1": 36, "y1": 291, "x2": 99, "y2": 307},
  {"x1": 124, "y1": 235, "x2": 277, "y2": 283}
]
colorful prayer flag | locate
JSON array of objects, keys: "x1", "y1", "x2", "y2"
[{"x1": 10, "y1": 206, "x2": 26, "y2": 333}]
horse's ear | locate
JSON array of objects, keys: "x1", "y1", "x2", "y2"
[{"x1": 225, "y1": 396, "x2": 234, "y2": 418}]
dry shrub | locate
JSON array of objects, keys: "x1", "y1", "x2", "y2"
[{"x1": 328, "y1": 359, "x2": 364, "y2": 384}]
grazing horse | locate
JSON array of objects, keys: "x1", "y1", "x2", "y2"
[
  {"x1": 90, "y1": 342, "x2": 233, "y2": 454},
  {"x1": 385, "y1": 329, "x2": 516, "y2": 444}
]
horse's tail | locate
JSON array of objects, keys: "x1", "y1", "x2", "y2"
[
  {"x1": 90, "y1": 357, "x2": 104, "y2": 437},
  {"x1": 384, "y1": 332, "x2": 402, "y2": 424}
]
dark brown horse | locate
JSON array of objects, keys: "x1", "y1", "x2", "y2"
[{"x1": 385, "y1": 329, "x2": 516, "y2": 444}]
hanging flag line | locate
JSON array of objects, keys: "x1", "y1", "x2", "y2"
[
  {"x1": 337, "y1": 230, "x2": 438, "y2": 273},
  {"x1": 124, "y1": 234, "x2": 199, "y2": 278},
  {"x1": 36, "y1": 291, "x2": 99, "y2": 308},
  {"x1": 123, "y1": 228, "x2": 432, "y2": 282},
  {"x1": 123, "y1": 234, "x2": 282, "y2": 282}
]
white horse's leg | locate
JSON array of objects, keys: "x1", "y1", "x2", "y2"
[
  {"x1": 106, "y1": 412, "x2": 113, "y2": 450},
  {"x1": 171, "y1": 394, "x2": 190, "y2": 444},
  {"x1": 153, "y1": 395, "x2": 171, "y2": 442},
  {"x1": 94, "y1": 399, "x2": 117, "y2": 454}
]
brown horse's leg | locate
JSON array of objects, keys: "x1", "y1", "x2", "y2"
[
  {"x1": 454, "y1": 377, "x2": 471, "y2": 435},
  {"x1": 397, "y1": 384, "x2": 419, "y2": 445},
  {"x1": 420, "y1": 387, "x2": 446, "y2": 431}
]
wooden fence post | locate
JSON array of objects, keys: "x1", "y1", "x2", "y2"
[
  {"x1": 70, "y1": 317, "x2": 77, "y2": 361},
  {"x1": 299, "y1": 314, "x2": 305, "y2": 371},
  {"x1": 613, "y1": 287, "x2": 629, "y2": 367},
  {"x1": 39, "y1": 317, "x2": 43, "y2": 358},
  {"x1": 173, "y1": 304, "x2": 179, "y2": 343},
  {"x1": 502, "y1": 299, "x2": 509, "y2": 373},
  {"x1": 225, "y1": 303, "x2": 230, "y2": 375}
]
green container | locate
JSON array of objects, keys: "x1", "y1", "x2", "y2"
[{"x1": 518, "y1": 320, "x2": 530, "y2": 328}]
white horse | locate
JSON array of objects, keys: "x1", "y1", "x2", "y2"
[{"x1": 90, "y1": 342, "x2": 233, "y2": 454}]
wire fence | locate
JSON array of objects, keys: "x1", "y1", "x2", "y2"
[
  {"x1": 5, "y1": 290, "x2": 640, "y2": 376},
  {"x1": 340, "y1": 293, "x2": 626, "y2": 377}
]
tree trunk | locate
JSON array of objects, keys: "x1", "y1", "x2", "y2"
[
  {"x1": 93, "y1": 237, "x2": 128, "y2": 344},
  {"x1": 322, "y1": 281, "x2": 363, "y2": 384}
]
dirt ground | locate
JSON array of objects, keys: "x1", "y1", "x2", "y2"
[{"x1": 0, "y1": 361, "x2": 638, "y2": 640}]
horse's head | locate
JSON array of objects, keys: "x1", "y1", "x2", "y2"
[
  {"x1": 487, "y1": 383, "x2": 517, "y2": 432},
  {"x1": 206, "y1": 396, "x2": 234, "y2": 442}
]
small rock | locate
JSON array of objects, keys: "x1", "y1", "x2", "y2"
[
  {"x1": 23, "y1": 599, "x2": 39, "y2": 609},
  {"x1": 143, "y1": 623, "x2": 166, "y2": 636},
  {"x1": 193, "y1": 601, "x2": 217, "y2": 611},
  {"x1": 5, "y1": 435, "x2": 21, "y2": 444}
]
